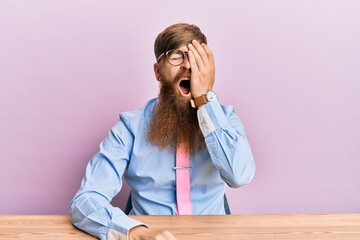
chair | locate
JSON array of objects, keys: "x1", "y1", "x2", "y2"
[{"x1": 124, "y1": 192, "x2": 231, "y2": 215}]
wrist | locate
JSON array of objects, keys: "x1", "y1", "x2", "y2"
[
  {"x1": 191, "y1": 90, "x2": 218, "y2": 109},
  {"x1": 128, "y1": 225, "x2": 149, "y2": 239}
]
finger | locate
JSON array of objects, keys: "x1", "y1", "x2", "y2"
[
  {"x1": 192, "y1": 40, "x2": 210, "y2": 67},
  {"x1": 162, "y1": 230, "x2": 177, "y2": 240},
  {"x1": 154, "y1": 231, "x2": 176, "y2": 240},
  {"x1": 201, "y1": 43, "x2": 215, "y2": 66},
  {"x1": 187, "y1": 48, "x2": 199, "y2": 73},
  {"x1": 188, "y1": 43, "x2": 204, "y2": 69}
]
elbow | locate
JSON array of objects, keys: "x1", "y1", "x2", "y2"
[
  {"x1": 69, "y1": 197, "x2": 82, "y2": 226},
  {"x1": 228, "y1": 156, "x2": 256, "y2": 188},
  {"x1": 69, "y1": 193, "x2": 91, "y2": 226},
  {"x1": 230, "y1": 168, "x2": 255, "y2": 188}
]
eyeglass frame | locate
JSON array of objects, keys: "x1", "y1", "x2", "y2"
[{"x1": 157, "y1": 49, "x2": 189, "y2": 66}]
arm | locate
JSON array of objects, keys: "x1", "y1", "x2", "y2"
[
  {"x1": 70, "y1": 120, "x2": 145, "y2": 239},
  {"x1": 70, "y1": 119, "x2": 177, "y2": 240},
  {"x1": 197, "y1": 102, "x2": 255, "y2": 187},
  {"x1": 188, "y1": 40, "x2": 255, "y2": 188}
]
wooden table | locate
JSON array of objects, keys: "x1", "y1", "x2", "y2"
[{"x1": 0, "y1": 214, "x2": 359, "y2": 239}]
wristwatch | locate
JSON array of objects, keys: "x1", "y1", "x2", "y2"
[{"x1": 192, "y1": 90, "x2": 218, "y2": 108}]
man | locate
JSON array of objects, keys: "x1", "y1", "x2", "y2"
[{"x1": 70, "y1": 23, "x2": 255, "y2": 240}]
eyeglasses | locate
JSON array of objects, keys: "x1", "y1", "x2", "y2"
[{"x1": 157, "y1": 49, "x2": 189, "y2": 66}]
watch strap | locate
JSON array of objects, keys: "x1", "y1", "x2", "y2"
[{"x1": 193, "y1": 94, "x2": 207, "y2": 108}]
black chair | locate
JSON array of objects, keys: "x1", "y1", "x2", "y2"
[
  {"x1": 223, "y1": 194, "x2": 231, "y2": 215},
  {"x1": 124, "y1": 192, "x2": 231, "y2": 215}
]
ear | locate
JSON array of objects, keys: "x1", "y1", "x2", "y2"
[{"x1": 154, "y1": 63, "x2": 161, "y2": 81}]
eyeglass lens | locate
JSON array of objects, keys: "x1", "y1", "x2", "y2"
[{"x1": 166, "y1": 50, "x2": 186, "y2": 66}]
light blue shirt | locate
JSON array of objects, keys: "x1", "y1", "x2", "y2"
[{"x1": 70, "y1": 98, "x2": 255, "y2": 240}]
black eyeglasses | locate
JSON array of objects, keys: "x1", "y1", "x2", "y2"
[{"x1": 157, "y1": 49, "x2": 189, "y2": 66}]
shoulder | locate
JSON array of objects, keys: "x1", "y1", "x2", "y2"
[{"x1": 119, "y1": 98, "x2": 157, "y2": 129}]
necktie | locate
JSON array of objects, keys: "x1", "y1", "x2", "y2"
[{"x1": 175, "y1": 143, "x2": 192, "y2": 215}]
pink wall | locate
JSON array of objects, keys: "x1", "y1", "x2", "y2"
[{"x1": 1, "y1": 1, "x2": 359, "y2": 214}]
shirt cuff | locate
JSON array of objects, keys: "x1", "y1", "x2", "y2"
[
  {"x1": 108, "y1": 215, "x2": 148, "y2": 240},
  {"x1": 197, "y1": 101, "x2": 228, "y2": 137}
]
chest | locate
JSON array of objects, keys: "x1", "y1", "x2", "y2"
[{"x1": 124, "y1": 144, "x2": 220, "y2": 191}]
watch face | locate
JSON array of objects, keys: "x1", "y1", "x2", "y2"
[{"x1": 206, "y1": 91, "x2": 217, "y2": 102}]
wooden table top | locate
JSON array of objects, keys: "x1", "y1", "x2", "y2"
[{"x1": 0, "y1": 214, "x2": 359, "y2": 239}]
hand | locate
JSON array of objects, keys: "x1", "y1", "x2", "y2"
[
  {"x1": 188, "y1": 40, "x2": 215, "y2": 98},
  {"x1": 128, "y1": 225, "x2": 177, "y2": 240}
]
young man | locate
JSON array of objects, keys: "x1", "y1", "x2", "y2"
[{"x1": 70, "y1": 23, "x2": 255, "y2": 240}]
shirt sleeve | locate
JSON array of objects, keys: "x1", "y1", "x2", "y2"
[
  {"x1": 197, "y1": 100, "x2": 256, "y2": 188},
  {"x1": 70, "y1": 119, "x2": 146, "y2": 240}
]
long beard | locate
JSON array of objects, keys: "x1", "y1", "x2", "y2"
[{"x1": 147, "y1": 77, "x2": 206, "y2": 154}]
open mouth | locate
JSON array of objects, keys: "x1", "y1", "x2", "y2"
[{"x1": 179, "y1": 79, "x2": 191, "y2": 96}]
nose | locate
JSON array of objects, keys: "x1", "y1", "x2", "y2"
[{"x1": 181, "y1": 53, "x2": 191, "y2": 70}]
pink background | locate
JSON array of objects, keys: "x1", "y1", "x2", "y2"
[{"x1": 1, "y1": 1, "x2": 359, "y2": 214}]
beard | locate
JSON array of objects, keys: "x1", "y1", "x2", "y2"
[{"x1": 146, "y1": 71, "x2": 206, "y2": 154}]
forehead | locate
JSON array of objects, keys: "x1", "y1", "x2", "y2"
[{"x1": 177, "y1": 45, "x2": 189, "y2": 52}]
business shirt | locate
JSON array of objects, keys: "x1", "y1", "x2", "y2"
[{"x1": 70, "y1": 98, "x2": 255, "y2": 240}]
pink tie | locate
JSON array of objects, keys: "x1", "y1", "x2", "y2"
[{"x1": 175, "y1": 144, "x2": 192, "y2": 215}]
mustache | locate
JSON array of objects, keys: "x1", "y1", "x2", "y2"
[{"x1": 175, "y1": 68, "x2": 191, "y2": 82}]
